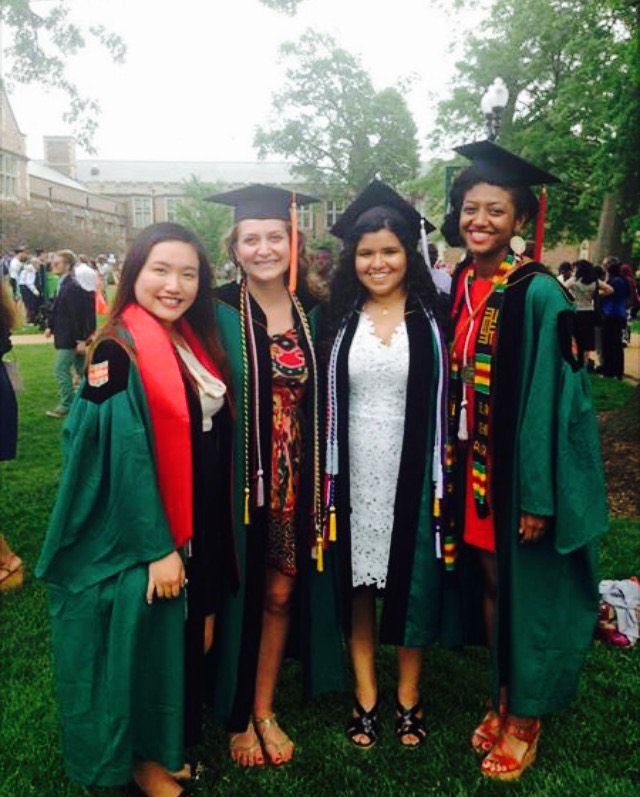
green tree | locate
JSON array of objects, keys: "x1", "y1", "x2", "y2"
[
  {"x1": 175, "y1": 177, "x2": 233, "y2": 273},
  {"x1": 254, "y1": 30, "x2": 420, "y2": 197},
  {"x1": 257, "y1": 0, "x2": 305, "y2": 14},
  {"x1": 0, "y1": 0, "x2": 126, "y2": 152},
  {"x1": 431, "y1": 0, "x2": 639, "y2": 259}
]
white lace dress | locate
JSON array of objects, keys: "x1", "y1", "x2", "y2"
[{"x1": 348, "y1": 311, "x2": 409, "y2": 588}]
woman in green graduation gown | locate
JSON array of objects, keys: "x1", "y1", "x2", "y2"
[
  {"x1": 323, "y1": 181, "x2": 456, "y2": 749},
  {"x1": 37, "y1": 222, "x2": 235, "y2": 796},
  {"x1": 443, "y1": 142, "x2": 608, "y2": 781},
  {"x1": 207, "y1": 185, "x2": 344, "y2": 767}
]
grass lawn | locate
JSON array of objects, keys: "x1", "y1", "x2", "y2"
[{"x1": 1, "y1": 347, "x2": 639, "y2": 796}]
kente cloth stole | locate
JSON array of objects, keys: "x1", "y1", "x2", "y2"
[{"x1": 445, "y1": 255, "x2": 519, "y2": 552}]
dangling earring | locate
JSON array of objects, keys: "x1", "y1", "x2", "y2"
[
  {"x1": 510, "y1": 233, "x2": 526, "y2": 256},
  {"x1": 236, "y1": 264, "x2": 243, "y2": 284}
]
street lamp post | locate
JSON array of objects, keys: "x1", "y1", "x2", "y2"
[{"x1": 481, "y1": 78, "x2": 509, "y2": 142}]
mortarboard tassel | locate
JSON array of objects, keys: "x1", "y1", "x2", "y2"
[
  {"x1": 288, "y1": 193, "x2": 298, "y2": 293},
  {"x1": 328, "y1": 505, "x2": 337, "y2": 542},
  {"x1": 420, "y1": 217, "x2": 433, "y2": 269},
  {"x1": 244, "y1": 486, "x2": 250, "y2": 525},
  {"x1": 316, "y1": 533, "x2": 324, "y2": 572},
  {"x1": 534, "y1": 186, "x2": 547, "y2": 262}
]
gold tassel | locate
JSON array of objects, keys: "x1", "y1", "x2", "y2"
[
  {"x1": 316, "y1": 535, "x2": 324, "y2": 572},
  {"x1": 328, "y1": 506, "x2": 337, "y2": 542},
  {"x1": 244, "y1": 487, "x2": 250, "y2": 525},
  {"x1": 433, "y1": 497, "x2": 441, "y2": 518}
]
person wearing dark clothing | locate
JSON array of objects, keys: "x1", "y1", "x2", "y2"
[
  {"x1": 44, "y1": 250, "x2": 96, "y2": 418},
  {"x1": 600, "y1": 257, "x2": 630, "y2": 379}
]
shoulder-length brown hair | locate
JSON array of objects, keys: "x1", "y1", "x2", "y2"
[{"x1": 96, "y1": 222, "x2": 227, "y2": 371}]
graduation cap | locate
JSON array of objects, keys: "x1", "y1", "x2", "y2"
[
  {"x1": 330, "y1": 180, "x2": 435, "y2": 241},
  {"x1": 330, "y1": 179, "x2": 437, "y2": 268},
  {"x1": 453, "y1": 140, "x2": 560, "y2": 260},
  {"x1": 453, "y1": 140, "x2": 560, "y2": 186},
  {"x1": 206, "y1": 184, "x2": 319, "y2": 292},
  {"x1": 205, "y1": 184, "x2": 319, "y2": 223}
]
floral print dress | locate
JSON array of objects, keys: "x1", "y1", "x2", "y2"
[{"x1": 267, "y1": 327, "x2": 308, "y2": 576}]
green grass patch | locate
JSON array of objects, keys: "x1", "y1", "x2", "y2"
[
  {"x1": 589, "y1": 374, "x2": 635, "y2": 412},
  {"x1": 2, "y1": 346, "x2": 639, "y2": 796}
]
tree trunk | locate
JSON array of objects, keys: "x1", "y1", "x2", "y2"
[{"x1": 594, "y1": 189, "x2": 634, "y2": 264}]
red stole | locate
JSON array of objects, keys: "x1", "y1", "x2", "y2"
[{"x1": 121, "y1": 303, "x2": 224, "y2": 548}]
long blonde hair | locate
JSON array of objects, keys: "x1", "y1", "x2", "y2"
[{"x1": 0, "y1": 282, "x2": 18, "y2": 339}]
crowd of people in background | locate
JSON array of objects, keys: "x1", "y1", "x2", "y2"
[{"x1": 556, "y1": 256, "x2": 640, "y2": 379}]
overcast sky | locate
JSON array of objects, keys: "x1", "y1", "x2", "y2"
[{"x1": 4, "y1": 0, "x2": 488, "y2": 162}]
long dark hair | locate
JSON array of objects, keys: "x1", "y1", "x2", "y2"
[
  {"x1": 97, "y1": 222, "x2": 226, "y2": 369},
  {"x1": 441, "y1": 165, "x2": 539, "y2": 248},
  {"x1": 326, "y1": 207, "x2": 445, "y2": 338}
]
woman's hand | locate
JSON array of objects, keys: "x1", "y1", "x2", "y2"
[
  {"x1": 146, "y1": 551, "x2": 185, "y2": 604},
  {"x1": 518, "y1": 513, "x2": 548, "y2": 544}
]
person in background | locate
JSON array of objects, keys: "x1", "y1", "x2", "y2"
[
  {"x1": 428, "y1": 242, "x2": 452, "y2": 295},
  {"x1": 8, "y1": 248, "x2": 25, "y2": 301},
  {"x1": 37, "y1": 222, "x2": 234, "y2": 796},
  {"x1": 442, "y1": 141, "x2": 607, "y2": 782},
  {"x1": 556, "y1": 260, "x2": 573, "y2": 288},
  {"x1": 306, "y1": 245, "x2": 336, "y2": 302},
  {"x1": 0, "y1": 283, "x2": 23, "y2": 591},
  {"x1": 44, "y1": 250, "x2": 95, "y2": 419},
  {"x1": 18, "y1": 257, "x2": 40, "y2": 324},
  {"x1": 600, "y1": 257, "x2": 630, "y2": 379},
  {"x1": 208, "y1": 184, "x2": 345, "y2": 767},
  {"x1": 564, "y1": 260, "x2": 613, "y2": 370}
]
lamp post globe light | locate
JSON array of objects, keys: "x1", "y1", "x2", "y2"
[{"x1": 481, "y1": 77, "x2": 509, "y2": 142}]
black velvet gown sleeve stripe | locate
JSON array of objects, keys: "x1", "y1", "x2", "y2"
[{"x1": 80, "y1": 339, "x2": 130, "y2": 403}]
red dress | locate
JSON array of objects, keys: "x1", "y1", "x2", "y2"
[{"x1": 452, "y1": 273, "x2": 497, "y2": 553}]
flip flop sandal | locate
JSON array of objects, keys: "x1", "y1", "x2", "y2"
[
  {"x1": 396, "y1": 696, "x2": 427, "y2": 747},
  {"x1": 254, "y1": 714, "x2": 294, "y2": 765},
  {"x1": 346, "y1": 697, "x2": 380, "y2": 749}
]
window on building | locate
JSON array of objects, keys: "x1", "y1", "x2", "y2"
[
  {"x1": 325, "y1": 200, "x2": 346, "y2": 229},
  {"x1": 297, "y1": 203, "x2": 314, "y2": 231},
  {"x1": 133, "y1": 197, "x2": 153, "y2": 228},
  {"x1": 0, "y1": 154, "x2": 18, "y2": 198},
  {"x1": 165, "y1": 197, "x2": 183, "y2": 223}
]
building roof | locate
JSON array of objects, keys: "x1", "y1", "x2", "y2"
[
  {"x1": 74, "y1": 160, "x2": 296, "y2": 185},
  {"x1": 28, "y1": 161, "x2": 91, "y2": 192}
]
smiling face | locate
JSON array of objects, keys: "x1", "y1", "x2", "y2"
[
  {"x1": 459, "y1": 183, "x2": 524, "y2": 261},
  {"x1": 234, "y1": 219, "x2": 291, "y2": 286},
  {"x1": 354, "y1": 228, "x2": 408, "y2": 300},
  {"x1": 133, "y1": 240, "x2": 199, "y2": 325}
]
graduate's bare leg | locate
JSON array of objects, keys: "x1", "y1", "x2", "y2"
[
  {"x1": 396, "y1": 647, "x2": 426, "y2": 745},
  {"x1": 471, "y1": 549, "x2": 507, "y2": 754},
  {"x1": 348, "y1": 587, "x2": 378, "y2": 745},
  {"x1": 133, "y1": 761, "x2": 182, "y2": 797},
  {"x1": 252, "y1": 567, "x2": 295, "y2": 764}
]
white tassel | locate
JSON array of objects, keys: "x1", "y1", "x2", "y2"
[
  {"x1": 256, "y1": 469, "x2": 265, "y2": 507},
  {"x1": 435, "y1": 530, "x2": 442, "y2": 560},
  {"x1": 420, "y1": 218, "x2": 432, "y2": 269},
  {"x1": 458, "y1": 401, "x2": 469, "y2": 441}
]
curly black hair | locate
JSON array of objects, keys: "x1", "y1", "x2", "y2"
[
  {"x1": 325, "y1": 206, "x2": 446, "y2": 339},
  {"x1": 441, "y1": 165, "x2": 540, "y2": 247}
]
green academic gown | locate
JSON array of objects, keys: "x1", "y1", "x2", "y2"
[
  {"x1": 37, "y1": 339, "x2": 186, "y2": 787},
  {"x1": 450, "y1": 263, "x2": 608, "y2": 717},
  {"x1": 211, "y1": 283, "x2": 345, "y2": 733}
]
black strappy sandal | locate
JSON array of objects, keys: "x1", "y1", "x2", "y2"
[
  {"x1": 395, "y1": 696, "x2": 427, "y2": 747},
  {"x1": 346, "y1": 697, "x2": 380, "y2": 749}
]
